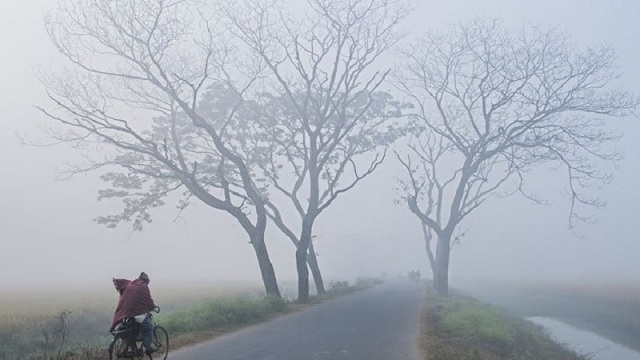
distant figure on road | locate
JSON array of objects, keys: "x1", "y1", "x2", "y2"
[
  {"x1": 408, "y1": 270, "x2": 421, "y2": 282},
  {"x1": 110, "y1": 272, "x2": 158, "y2": 355}
]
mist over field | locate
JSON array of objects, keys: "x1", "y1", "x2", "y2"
[{"x1": 0, "y1": 0, "x2": 638, "y2": 297}]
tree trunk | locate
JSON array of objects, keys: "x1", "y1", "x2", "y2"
[
  {"x1": 296, "y1": 215, "x2": 316, "y2": 303},
  {"x1": 307, "y1": 240, "x2": 325, "y2": 295},
  {"x1": 265, "y1": 214, "x2": 326, "y2": 296},
  {"x1": 421, "y1": 225, "x2": 436, "y2": 280},
  {"x1": 296, "y1": 246, "x2": 310, "y2": 303},
  {"x1": 433, "y1": 232, "x2": 451, "y2": 296},
  {"x1": 251, "y1": 233, "x2": 281, "y2": 298}
]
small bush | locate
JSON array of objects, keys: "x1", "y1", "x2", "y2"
[
  {"x1": 40, "y1": 310, "x2": 72, "y2": 354},
  {"x1": 327, "y1": 281, "x2": 350, "y2": 296},
  {"x1": 308, "y1": 277, "x2": 383, "y2": 303},
  {"x1": 353, "y1": 277, "x2": 384, "y2": 289}
]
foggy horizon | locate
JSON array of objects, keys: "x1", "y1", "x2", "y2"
[{"x1": 1, "y1": 0, "x2": 639, "y2": 293}]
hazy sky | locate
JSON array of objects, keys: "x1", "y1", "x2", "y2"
[{"x1": 1, "y1": 0, "x2": 639, "y2": 292}]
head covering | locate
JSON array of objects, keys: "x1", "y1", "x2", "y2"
[
  {"x1": 138, "y1": 272, "x2": 150, "y2": 284},
  {"x1": 110, "y1": 276, "x2": 156, "y2": 331}
]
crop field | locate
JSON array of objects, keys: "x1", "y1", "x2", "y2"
[{"x1": 0, "y1": 282, "x2": 266, "y2": 359}]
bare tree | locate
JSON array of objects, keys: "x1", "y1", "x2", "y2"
[
  {"x1": 39, "y1": 0, "x2": 282, "y2": 297},
  {"x1": 224, "y1": 0, "x2": 410, "y2": 303},
  {"x1": 255, "y1": 90, "x2": 406, "y2": 299},
  {"x1": 228, "y1": 0, "x2": 407, "y2": 303},
  {"x1": 394, "y1": 19, "x2": 637, "y2": 295}
]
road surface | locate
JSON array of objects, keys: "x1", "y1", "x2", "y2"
[{"x1": 169, "y1": 279, "x2": 423, "y2": 360}]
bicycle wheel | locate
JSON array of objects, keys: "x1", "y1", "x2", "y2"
[
  {"x1": 151, "y1": 326, "x2": 169, "y2": 360},
  {"x1": 108, "y1": 336, "x2": 129, "y2": 360}
]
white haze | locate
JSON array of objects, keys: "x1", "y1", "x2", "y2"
[{"x1": 0, "y1": 0, "x2": 639, "y2": 291}]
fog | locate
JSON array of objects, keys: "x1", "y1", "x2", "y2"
[{"x1": 1, "y1": 0, "x2": 639, "y2": 292}]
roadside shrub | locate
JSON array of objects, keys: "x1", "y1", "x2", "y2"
[
  {"x1": 353, "y1": 277, "x2": 383, "y2": 289},
  {"x1": 309, "y1": 277, "x2": 383, "y2": 303},
  {"x1": 327, "y1": 281, "x2": 350, "y2": 295},
  {"x1": 40, "y1": 310, "x2": 71, "y2": 354}
]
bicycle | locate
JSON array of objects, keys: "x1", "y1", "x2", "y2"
[{"x1": 108, "y1": 307, "x2": 169, "y2": 360}]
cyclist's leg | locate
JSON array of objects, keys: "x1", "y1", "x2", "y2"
[{"x1": 140, "y1": 314, "x2": 155, "y2": 352}]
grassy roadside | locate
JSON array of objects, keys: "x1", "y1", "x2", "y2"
[
  {"x1": 420, "y1": 285, "x2": 587, "y2": 360},
  {"x1": 1, "y1": 278, "x2": 381, "y2": 360},
  {"x1": 456, "y1": 280, "x2": 640, "y2": 354}
]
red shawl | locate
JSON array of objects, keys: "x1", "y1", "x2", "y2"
[{"x1": 110, "y1": 278, "x2": 156, "y2": 331}]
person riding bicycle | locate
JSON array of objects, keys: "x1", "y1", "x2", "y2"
[{"x1": 110, "y1": 272, "x2": 158, "y2": 355}]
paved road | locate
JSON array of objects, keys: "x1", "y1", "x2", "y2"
[{"x1": 169, "y1": 280, "x2": 423, "y2": 360}]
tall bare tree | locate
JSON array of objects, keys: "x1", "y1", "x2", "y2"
[
  {"x1": 254, "y1": 90, "x2": 406, "y2": 299},
  {"x1": 394, "y1": 19, "x2": 637, "y2": 295},
  {"x1": 39, "y1": 0, "x2": 282, "y2": 297},
  {"x1": 223, "y1": 0, "x2": 410, "y2": 303},
  {"x1": 192, "y1": 84, "x2": 331, "y2": 295}
]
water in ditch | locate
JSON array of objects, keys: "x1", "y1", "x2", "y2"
[{"x1": 527, "y1": 316, "x2": 640, "y2": 360}]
